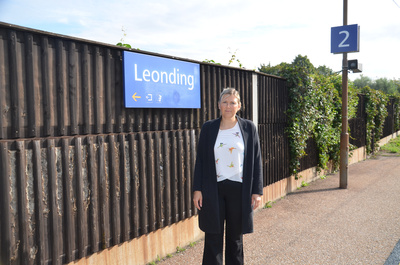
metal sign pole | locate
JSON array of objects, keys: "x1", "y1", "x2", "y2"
[{"x1": 340, "y1": 0, "x2": 349, "y2": 189}]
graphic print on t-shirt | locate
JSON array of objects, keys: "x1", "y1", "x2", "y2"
[{"x1": 214, "y1": 123, "x2": 244, "y2": 183}]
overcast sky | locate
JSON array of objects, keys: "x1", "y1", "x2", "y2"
[{"x1": 1, "y1": 0, "x2": 399, "y2": 80}]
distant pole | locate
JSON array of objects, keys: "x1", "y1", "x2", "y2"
[{"x1": 340, "y1": 0, "x2": 349, "y2": 189}]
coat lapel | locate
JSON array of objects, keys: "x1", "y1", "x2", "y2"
[{"x1": 210, "y1": 118, "x2": 221, "y2": 146}]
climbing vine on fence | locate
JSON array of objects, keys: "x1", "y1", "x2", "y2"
[
  {"x1": 392, "y1": 95, "x2": 400, "y2": 132},
  {"x1": 360, "y1": 87, "x2": 389, "y2": 154},
  {"x1": 259, "y1": 55, "x2": 359, "y2": 176}
]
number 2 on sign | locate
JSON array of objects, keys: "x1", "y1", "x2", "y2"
[{"x1": 338, "y1": 30, "x2": 350, "y2": 48}]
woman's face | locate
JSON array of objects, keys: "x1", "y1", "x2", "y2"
[{"x1": 218, "y1": 94, "x2": 241, "y2": 119}]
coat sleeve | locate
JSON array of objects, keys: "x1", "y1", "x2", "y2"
[
  {"x1": 192, "y1": 122, "x2": 209, "y2": 192},
  {"x1": 251, "y1": 122, "x2": 264, "y2": 195}
]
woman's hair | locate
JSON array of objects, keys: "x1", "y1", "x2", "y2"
[{"x1": 218, "y1": 88, "x2": 241, "y2": 104}]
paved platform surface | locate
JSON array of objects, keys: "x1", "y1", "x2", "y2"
[{"x1": 157, "y1": 152, "x2": 400, "y2": 265}]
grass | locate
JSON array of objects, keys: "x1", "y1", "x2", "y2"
[
  {"x1": 380, "y1": 136, "x2": 400, "y2": 154},
  {"x1": 264, "y1": 201, "x2": 273, "y2": 208},
  {"x1": 176, "y1": 246, "x2": 185, "y2": 253}
]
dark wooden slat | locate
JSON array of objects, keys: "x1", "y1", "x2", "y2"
[
  {"x1": 75, "y1": 137, "x2": 88, "y2": 258},
  {"x1": 105, "y1": 49, "x2": 113, "y2": 133},
  {"x1": 47, "y1": 139, "x2": 62, "y2": 265},
  {"x1": 0, "y1": 35, "x2": 4, "y2": 139},
  {"x1": 108, "y1": 135, "x2": 121, "y2": 245},
  {"x1": 24, "y1": 33, "x2": 37, "y2": 137},
  {"x1": 138, "y1": 133, "x2": 148, "y2": 235},
  {"x1": 114, "y1": 51, "x2": 124, "y2": 133},
  {"x1": 170, "y1": 131, "x2": 178, "y2": 223},
  {"x1": 184, "y1": 130, "x2": 192, "y2": 218},
  {"x1": 126, "y1": 111, "x2": 134, "y2": 133},
  {"x1": 97, "y1": 135, "x2": 111, "y2": 248},
  {"x1": 162, "y1": 131, "x2": 172, "y2": 226},
  {"x1": 154, "y1": 132, "x2": 163, "y2": 229},
  {"x1": 93, "y1": 47, "x2": 103, "y2": 134},
  {"x1": 119, "y1": 134, "x2": 130, "y2": 242},
  {"x1": 128, "y1": 133, "x2": 139, "y2": 238},
  {"x1": 81, "y1": 45, "x2": 90, "y2": 135},
  {"x1": 56, "y1": 40, "x2": 66, "y2": 136},
  {"x1": 0, "y1": 142, "x2": 12, "y2": 265},
  {"x1": 146, "y1": 133, "x2": 155, "y2": 232},
  {"x1": 40, "y1": 36, "x2": 53, "y2": 137},
  {"x1": 16, "y1": 141, "x2": 32, "y2": 264},
  {"x1": 33, "y1": 140, "x2": 46, "y2": 265},
  {"x1": 87, "y1": 136, "x2": 100, "y2": 253},
  {"x1": 177, "y1": 131, "x2": 185, "y2": 220},
  {"x1": 69, "y1": 42, "x2": 78, "y2": 135},
  {"x1": 8, "y1": 30, "x2": 20, "y2": 138},
  {"x1": 61, "y1": 138, "x2": 75, "y2": 262}
]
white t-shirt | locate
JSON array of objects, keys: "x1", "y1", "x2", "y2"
[{"x1": 214, "y1": 122, "x2": 244, "y2": 183}]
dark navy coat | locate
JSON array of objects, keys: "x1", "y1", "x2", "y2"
[{"x1": 192, "y1": 116, "x2": 263, "y2": 234}]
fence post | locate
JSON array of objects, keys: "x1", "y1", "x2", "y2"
[{"x1": 252, "y1": 72, "x2": 258, "y2": 128}]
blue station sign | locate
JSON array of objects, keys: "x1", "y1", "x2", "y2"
[
  {"x1": 123, "y1": 51, "x2": 201, "y2": 108},
  {"x1": 331, "y1": 24, "x2": 360, "y2": 54}
]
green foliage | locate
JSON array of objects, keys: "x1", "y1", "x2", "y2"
[
  {"x1": 203, "y1": 48, "x2": 244, "y2": 68},
  {"x1": 116, "y1": 26, "x2": 135, "y2": 49},
  {"x1": 264, "y1": 201, "x2": 273, "y2": 208},
  {"x1": 380, "y1": 136, "x2": 400, "y2": 153},
  {"x1": 259, "y1": 55, "x2": 359, "y2": 175},
  {"x1": 116, "y1": 42, "x2": 132, "y2": 48},
  {"x1": 360, "y1": 86, "x2": 389, "y2": 154},
  {"x1": 189, "y1": 241, "x2": 197, "y2": 247},
  {"x1": 353, "y1": 75, "x2": 373, "y2": 89},
  {"x1": 373, "y1": 78, "x2": 398, "y2": 94},
  {"x1": 203, "y1": 59, "x2": 221, "y2": 65},
  {"x1": 393, "y1": 95, "x2": 400, "y2": 131},
  {"x1": 353, "y1": 75, "x2": 400, "y2": 95},
  {"x1": 316, "y1": 65, "x2": 336, "y2": 76},
  {"x1": 228, "y1": 48, "x2": 243, "y2": 68},
  {"x1": 176, "y1": 246, "x2": 185, "y2": 253}
]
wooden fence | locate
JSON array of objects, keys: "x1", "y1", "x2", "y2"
[{"x1": 0, "y1": 22, "x2": 288, "y2": 265}]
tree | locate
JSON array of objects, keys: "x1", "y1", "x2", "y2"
[
  {"x1": 353, "y1": 76, "x2": 399, "y2": 95},
  {"x1": 372, "y1": 78, "x2": 397, "y2": 95},
  {"x1": 316, "y1": 65, "x2": 335, "y2": 76},
  {"x1": 352, "y1": 75, "x2": 373, "y2": 89},
  {"x1": 291, "y1": 55, "x2": 315, "y2": 75},
  {"x1": 258, "y1": 62, "x2": 289, "y2": 76}
]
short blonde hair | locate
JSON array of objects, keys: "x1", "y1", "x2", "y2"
[{"x1": 218, "y1": 88, "x2": 241, "y2": 104}]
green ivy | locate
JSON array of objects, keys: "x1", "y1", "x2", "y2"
[
  {"x1": 392, "y1": 95, "x2": 400, "y2": 131},
  {"x1": 116, "y1": 42, "x2": 132, "y2": 48},
  {"x1": 259, "y1": 55, "x2": 359, "y2": 175},
  {"x1": 360, "y1": 87, "x2": 389, "y2": 154},
  {"x1": 259, "y1": 55, "x2": 400, "y2": 176}
]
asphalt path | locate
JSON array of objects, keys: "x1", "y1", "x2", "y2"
[{"x1": 157, "y1": 151, "x2": 400, "y2": 265}]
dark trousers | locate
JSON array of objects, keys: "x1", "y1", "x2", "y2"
[{"x1": 203, "y1": 179, "x2": 243, "y2": 265}]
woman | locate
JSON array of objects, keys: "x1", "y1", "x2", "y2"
[{"x1": 193, "y1": 88, "x2": 263, "y2": 265}]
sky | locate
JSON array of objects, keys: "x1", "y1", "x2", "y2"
[{"x1": 1, "y1": 0, "x2": 399, "y2": 80}]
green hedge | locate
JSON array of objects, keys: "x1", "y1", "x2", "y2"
[{"x1": 259, "y1": 55, "x2": 399, "y2": 176}]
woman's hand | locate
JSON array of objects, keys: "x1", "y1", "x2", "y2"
[
  {"x1": 193, "y1": 191, "x2": 203, "y2": 211},
  {"x1": 251, "y1": 194, "x2": 261, "y2": 210}
]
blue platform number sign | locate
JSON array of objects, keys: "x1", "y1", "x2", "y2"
[
  {"x1": 331, "y1": 24, "x2": 360, "y2": 54},
  {"x1": 123, "y1": 51, "x2": 201, "y2": 108}
]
